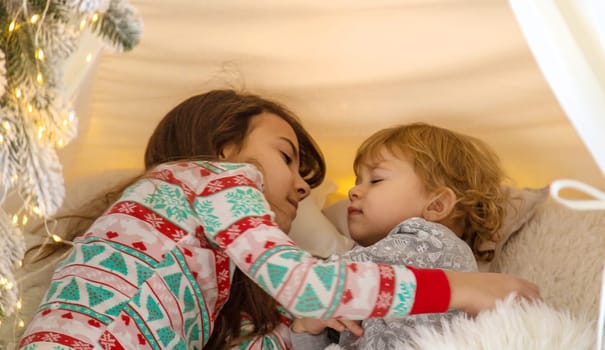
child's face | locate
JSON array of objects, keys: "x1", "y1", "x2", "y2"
[
  {"x1": 223, "y1": 112, "x2": 311, "y2": 233},
  {"x1": 348, "y1": 148, "x2": 432, "y2": 246}
]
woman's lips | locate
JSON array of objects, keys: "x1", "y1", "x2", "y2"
[
  {"x1": 287, "y1": 199, "x2": 298, "y2": 217},
  {"x1": 289, "y1": 200, "x2": 298, "y2": 210}
]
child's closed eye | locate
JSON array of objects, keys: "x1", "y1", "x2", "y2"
[{"x1": 370, "y1": 179, "x2": 383, "y2": 184}]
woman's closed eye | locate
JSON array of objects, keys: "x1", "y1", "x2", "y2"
[
  {"x1": 370, "y1": 179, "x2": 383, "y2": 184},
  {"x1": 280, "y1": 151, "x2": 293, "y2": 165}
]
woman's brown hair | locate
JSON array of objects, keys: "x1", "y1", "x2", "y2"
[
  {"x1": 144, "y1": 89, "x2": 324, "y2": 187},
  {"x1": 28, "y1": 89, "x2": 326, "y2": 349},
  {"x1": 354, "y1": 122, "x2": 506, "y2": 262}
]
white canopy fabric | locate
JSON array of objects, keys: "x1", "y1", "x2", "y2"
[{"x1": 61, "y1": 0, "x2": 605, "y2": 197}]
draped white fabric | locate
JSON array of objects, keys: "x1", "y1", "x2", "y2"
[{"x1": 61, "y1": 0, "x2": 605, "y2": 195}]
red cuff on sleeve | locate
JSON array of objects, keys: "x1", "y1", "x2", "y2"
[{"x1": 408, "y1": 267, "x2": 451, "y2": 315}]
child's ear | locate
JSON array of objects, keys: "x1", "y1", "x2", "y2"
[{"x1": 422, "y1": 187, "x2": 457, "y2": 222}]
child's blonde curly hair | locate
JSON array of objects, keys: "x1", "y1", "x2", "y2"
[{"x1": 353, "y1": 122, "x2": 506, "y2": 261}]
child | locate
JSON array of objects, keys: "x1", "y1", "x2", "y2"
[
  {"x1": 291, "y1": 122, "x2": 509, "y2": 349},
  {"x1": 19, "y1": 92, "x2": 538, "y2": 350}
]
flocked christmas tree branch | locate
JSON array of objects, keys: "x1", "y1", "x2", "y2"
[{"x1": 0, "y1": 0, "x2": 142, "y2": 321}]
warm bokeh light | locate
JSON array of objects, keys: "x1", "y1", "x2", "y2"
[{"x1": 326, "y1": 175, "x2": 355, "y2": 206}]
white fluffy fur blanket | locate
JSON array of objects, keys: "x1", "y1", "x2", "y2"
[{"x1": 325, "y1": 297, "x2": 596, "y2": 350}]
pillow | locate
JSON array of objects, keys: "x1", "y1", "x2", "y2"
[
  {"x1": 490, "y1": 198, "x2": 605, "y2": 316},
  {"x1": 476, "y1": 185, "x2": 550, "y2": 258},
  {"x1": 289, "y1": 182, "x2": 354, "y2": 258},
  {"x1": 322, "y1": 199, "x2": 350, "y2": 238}
]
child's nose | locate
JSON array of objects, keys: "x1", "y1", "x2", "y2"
[{"x1": 348, "y1": 186, "x2": 360, "y2": 201}]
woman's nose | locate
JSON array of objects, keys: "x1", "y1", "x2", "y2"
[{"x1": 296, "y1": 175, "x2": 311, "y2": 200}]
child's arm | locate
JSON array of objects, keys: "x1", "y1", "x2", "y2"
[
  {"x1": 289, "y1": 318, "x2": 362, "y2": 350},
  {"x1": 289, "y1": 329, "x2": 331, "y2": 350}
]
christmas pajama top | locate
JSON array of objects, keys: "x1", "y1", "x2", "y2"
[{"x1": 19, "y1": 161, "x2": 450, "y2": 350}]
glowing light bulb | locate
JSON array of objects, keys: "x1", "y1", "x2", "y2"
[
  {"x1": 92, "y1": 13, "x2": 99, "y2": 22},
  {"x1": 2, "y1": 121, "x2": 10, "y2": 130},
  {"x1": 86, "y1": 53, "x2": 93, "y2": 63},
  {"x1": 32, "y1": 206, "x2": 41, "y2": 215},
  {"x1": 0, "y1": 135, "x2": 4, "y2": 144},
  {"x1": 17, "y1": 299, "x2": 22, "y2": 310},
  {"x1": 18, "y1": 320, "x2": 24, "y2": 328},
  {"x1": 80, "y1": 19, "x2": 87, "y2": 30},
  {"x1": 36, "y1": 48, "x2": 45, "y2": 61},
  {"x1": 52, "y1": 234, "x2": 62, "y2": 243},
  {"x1": 27, "y1": 104, "x2": 33, "y2": 113},
  {"x1": 30, "y1": 14, "x2": 40, "y2": 23},
  {"x1": 21, "y1": 214, "x2": 28, "y2": 226},
  {"x1": 15, "y1": 88, "x2": 22, "y2": 98},
  {"x1": 36, "y1": 72, "x2": 43, "y2": 84},
  {"x1": 6, "y1": 282, "x2": 13, "y2": 289},
  {"x1": 8, "y1": 21, "x2": 16, "y2": 31},
  {"x1": 12, "y1": 214, "x2": 18, "y2": 225},
  {"x1": 57, "y1": 138, "x2": 64, "y2": 148},
  {"x1": 69, "y1": 112, "x2": 75, "y2": 122},
  {"x1": 37, "y1": 125, "x2": 44, "y2": 139}
]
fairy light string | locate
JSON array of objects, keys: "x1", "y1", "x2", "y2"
[{"x1": 0, "y1": 0, "x2": 142, "y2": 338}]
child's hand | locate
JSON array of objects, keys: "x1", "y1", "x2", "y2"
[
  {"x1": 291, "y1": 318, "x2": 363, "y2": 337},
  {"x1": 446, "y1": 270, "x2": 541, "y2": 315}
]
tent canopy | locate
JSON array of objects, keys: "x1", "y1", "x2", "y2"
[{"x1": 62, "y1": 0, "x2": 605, "y2": 196}]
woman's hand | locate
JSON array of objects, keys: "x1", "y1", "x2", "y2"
[
  {"x1": 445, "y1": 270, "x2": 541, "y2": 315},
  {"x1": 291, "y1": 318, "x2": 363, "y2": 337}
]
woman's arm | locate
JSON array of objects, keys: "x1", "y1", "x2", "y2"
[{"x1": 446, "y1": 270, "x2": 540, "y2": 315}]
